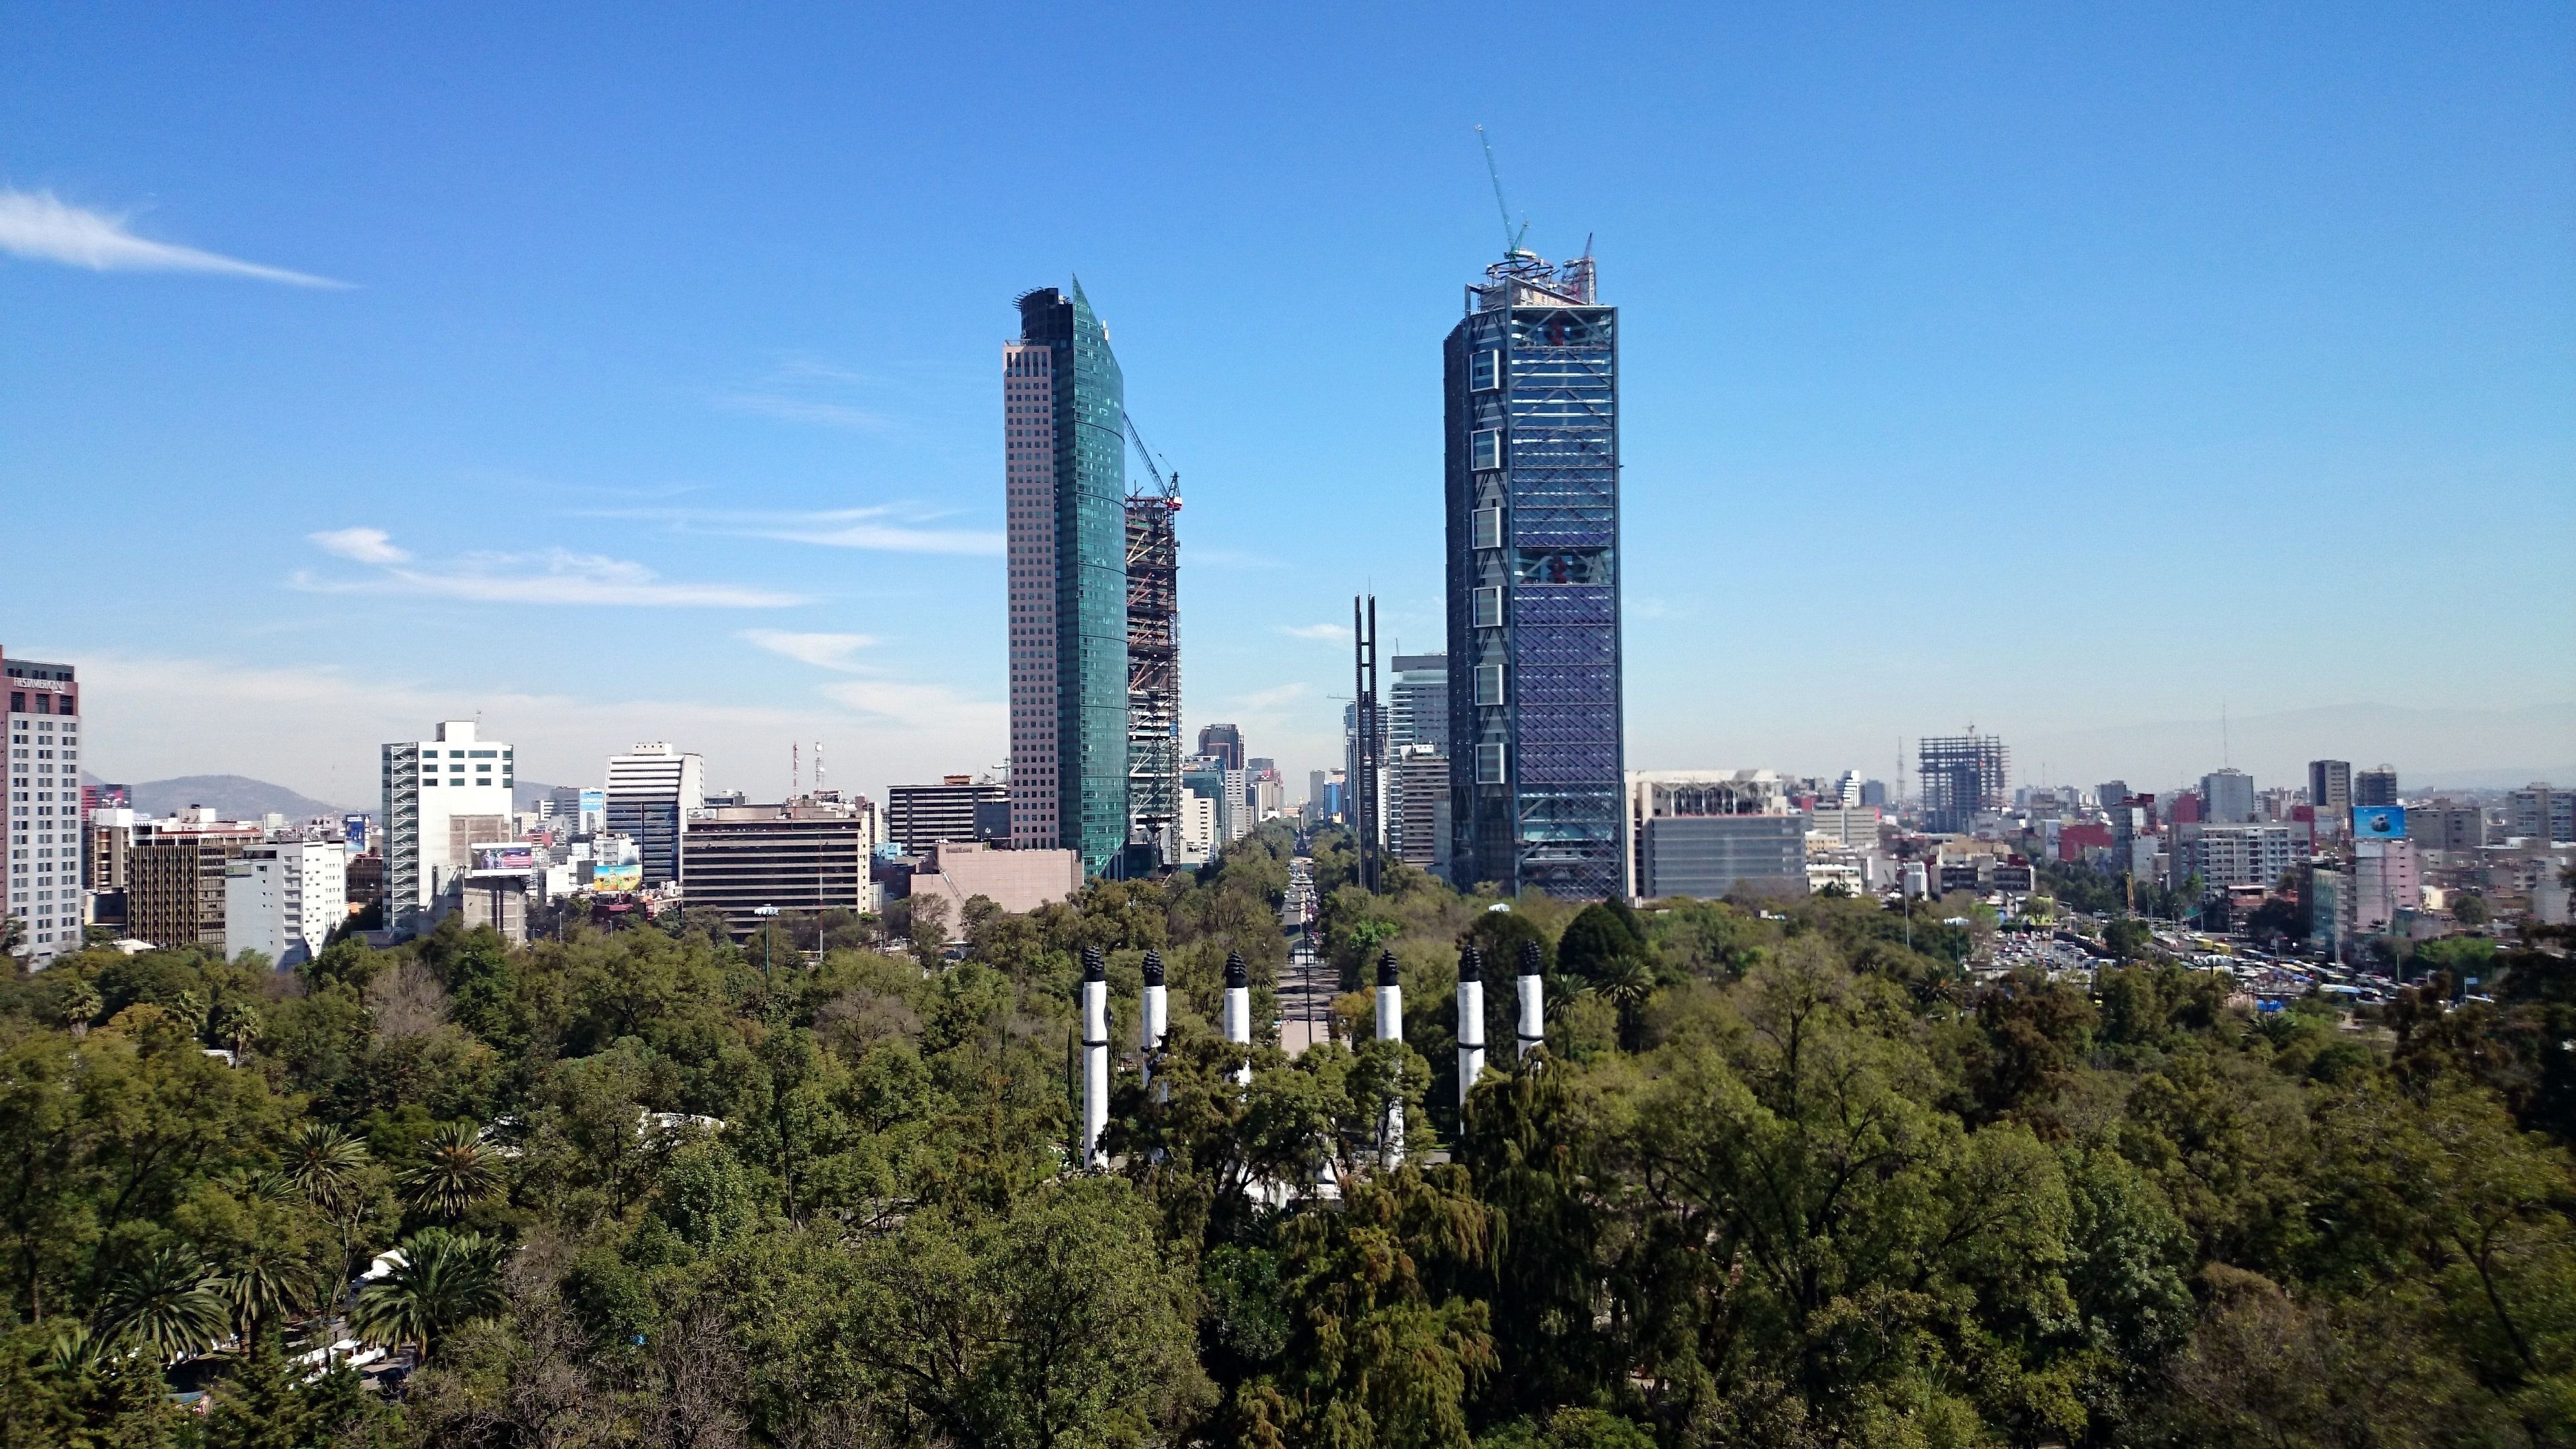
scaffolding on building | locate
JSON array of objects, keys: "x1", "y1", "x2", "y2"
[
  {"x1": 1123, "y1": 414, "x2": 1182, "y2": 869},
  {"x1": 1918, "y1": 729, "x2": 2009, "y2": 835}
]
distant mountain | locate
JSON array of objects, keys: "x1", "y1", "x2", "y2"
[
  {"x1": 515, "y1": 780, "x2": 561, "y2": 812},
  {"x1": 85, "y1": 772, "x2": 361, "y2": 821}
]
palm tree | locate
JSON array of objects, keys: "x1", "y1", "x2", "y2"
[
  {"x1": 219, "y1": 1242, "x2": 310, "y2": 1354},
  {"x1": 103, "y1": 1246, "x2": 230, "y2": 1364},
  {"x1": 209, "y1": 999, "x2": 264, "y2": 1059},
  {"x1": 351, "y1": 1228, "x2": 506, "y2": 1364},
  {"x1": 279, "y1": 1122, "x2": 372, "y2": 1329},
  {"x1": 402, "y1": 1120, "x2": 501, "y2": 1223},
  {"x1": 60, "y1": 977, "x2": 103, "y2": 1036},
  {"x1": 1593, "y1": 956, "x2": 1657, "y2": 1051}
]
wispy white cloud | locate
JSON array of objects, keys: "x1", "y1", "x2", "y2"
[
  {"x1": 296, "y1": 530, "x2": 802, "y2": 608},
  {"x1": 715, "y1": 394, "x2": 892, "y2": 431},
  {"x1": 308, "y1": 527, "x2": 410, "y2": 565},
  {"x1": 1235, "y1": 682, "x2": 1313, "y2": 711},
  {"x1": 742, "y1": 630, "x2": 877, "y2": 671},
  {"x1": 820, "y1": 678, "x2": 1005, "y2": 738},
  {"x1": 1279, "y1": 623, "x2": 1351, "y2": 643},
  {"x1": 0, "y1": 189, "x2": 347, "y2": 287},
  {"x1": 597, "y1": 504, "x2": 1002, "y2": 557}
]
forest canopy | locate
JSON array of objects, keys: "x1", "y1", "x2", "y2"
[{"x1": 3, "y1": 820, "x2": 2572, "y2": 1449}]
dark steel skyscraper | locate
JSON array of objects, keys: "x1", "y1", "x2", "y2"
[
  {"x1": 1005, "y1": 282, "x2": 1128, "y2": 876},
  {"x1": 1443, "y1": 247, "x2": 1625, "y2": 898}
]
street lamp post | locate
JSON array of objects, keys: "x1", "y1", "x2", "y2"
[{"x1": 753, "y1": 904, "x2": 779, "y2": 983}]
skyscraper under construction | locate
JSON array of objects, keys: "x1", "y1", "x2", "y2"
[
  {"x1": 1443, "y1": 244, "x2": 1626, "y2": 899},
  {"x1": 1005, "y1": 282, "x2": 1129, "y2": 876}
]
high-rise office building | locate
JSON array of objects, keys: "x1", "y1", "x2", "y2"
[
  {"x1": 1196, "y1": 724, "x2": 1245, "y2": 772},
  {"x1": 1005, "y1": 283, "x2": 1128, "y2": 875},
  {"x1": 1442, "y1": 246, "x2": 1624, "y2": 898},
  {"x1": 2355, "y1": 765, "x2": 2400, "y2": 808},
  {"x1": 4, "y1": 649, "x2": 85, "y2": 965},
  {"x1": 1918, "y1": 732, "x2": 2008, "y2": 835},
  {"x1": 131, "y1": 821, "x2": 264, "y2": 951},
  {"x1": 2307, "y1": 760, "x2": 2352, "y2": 818},
  {"x1": 1387, "y1": 655, "x2": 1449, "y2": 752},
  {"x1": 605, "y1": 742, "x2": 704, "y2": 888},
  {"x1": 383, "y1": 720, "x2": 515, "y2": 938},
  {"x1": 2200, "y1": 768, "x2": 2256, "y2": 825}
]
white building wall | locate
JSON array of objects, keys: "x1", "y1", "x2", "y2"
[
  {"x1": 5, "y1": 688, "x2": 85, "y2": 966},
  {"x1": 384, "y1": 720, "x2": 515, "y2": 938},
  {"x1": 223, "y1": 842, "x2": 343, "y2": 967}
]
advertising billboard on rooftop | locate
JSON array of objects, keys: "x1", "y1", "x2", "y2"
[{"x1": 2353, "y1": 805, "x2": 2407, "y2": 840}]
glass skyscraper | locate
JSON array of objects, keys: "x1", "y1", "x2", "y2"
[
  {"x1": 1442, "y1": 249, "x2": 1625, "y2": 899},
  {"x1": 1005, "y1": 281, "x2": 1129, "y2": 876}
]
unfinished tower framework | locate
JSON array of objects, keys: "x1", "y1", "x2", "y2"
[{"x1": 1122, "y1": 414, "x2": 1182, "y2": 873}]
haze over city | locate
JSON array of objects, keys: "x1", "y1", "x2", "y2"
[{"x1": 5, "y1": 5, "x2": 2568, "y2": 807}]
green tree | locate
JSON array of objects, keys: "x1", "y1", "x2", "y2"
[
  {"x1": 350, "y1": 1227, "x2": 506, "y2": 1364},
  {"x1": 101, "y1": 1245, "x2": 229, "y2": 1364},
  {"x1": 399, "y1": 1119, "x2": 498, "y2": 1223},
  {"x1": 833, "y1": 1177, "x2": 1210, "y2": 1447}
]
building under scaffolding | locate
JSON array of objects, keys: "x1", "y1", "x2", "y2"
[
  {"x1": 1123, "y1": 421, "x2": 1183, "y2": 873},
  {"x1": 1918, "y1": 730, "x2": 2008, "y2": 835}
]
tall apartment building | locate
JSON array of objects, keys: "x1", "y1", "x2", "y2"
[
  {"x1": 382, "y1": 720, "x2": 516, "y2": 938},
  {"x1": 2308, "y1": 760, "x2": 2353, "y2": 820},
  {"x1": 2174, "y1": 822, "x2": 2308, "y2": 892},
  {"x1": 886, "y1": 776, "x2": 1009, "y2": 852},
  {"x1": 680, "y1": 796, "x2": 881, "y2": 938},
  {"x1": 1005, "y1": 283, "x2": 1128, "y2": 875},
  {"x1": 223, "y1": 839, "x2": 348, "y2": 967},
  {"x1": 2200, "y1": 768, "x2": 2256, "y2": 825},
  {"x1": 1918, "y1": 732, "x2": 2009, "y2": 835},
  {"x1": 2355, "y1": 765, "x2": 2400, "y2": 808},
  {"x1": 605, "y1": 742, "x2": 703, "y2": 887},
  {"x1": 2354, "y1": 837, "x2": 2420, "y2": 935},
  {"x1": 1444, "y1": 245, "x2": 1625, "y2": 899},
  {"x1": 1391, "y1": 745, "x2": 1451, "y2": 873},
  {"x1": 2508, "y1": 783, "x2": 2573, "y2": 843},
  {"x1": 5, "y1": 649, "x2": 85, "y2": 965},
  {"x1": 130, "y1": 821, "x2": 264, "y2": 951}
]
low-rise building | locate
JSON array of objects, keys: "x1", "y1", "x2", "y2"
[
  {"x1": 900, "y1": 840, "x2": 1081, "y2": 918},
  {"x1": 1639, "y1": 814, "x2": 1807, "y2": 901},
  {"x1": 885, "y1": 776, "x2": 1008, "y2": 853}
]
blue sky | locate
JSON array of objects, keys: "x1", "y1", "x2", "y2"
[{"x1": 3, "y1": 2, "x2": 2570, "y2": 808}]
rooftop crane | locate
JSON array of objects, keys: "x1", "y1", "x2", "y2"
[
  {"x1": 1477, "y1": 124, "x2": 1532, "y2": 258},
  {"x1": 1122, "y1": 410, "x2": 1180, "y2": 506}
]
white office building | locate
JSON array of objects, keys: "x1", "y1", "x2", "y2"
[
  {"x1": 223, "y1": 839, "x2": 348, "y2": 967},
  {"x1": 1176, "y1": 789, "x2": 1218, "y2": 866},
  {"x1": 383, "y1": 720, "x2": 516, "y2": 938},
  {"x1": 606, "y1": 743, "x2": 705, "y2": 887},
  {"x1": 5, "y1": 650, "x2": 86, "y2": 967}
]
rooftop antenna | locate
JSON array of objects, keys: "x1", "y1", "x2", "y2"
[
  {"x1": 1475, "y1": 125, "x2": 1530, "y2": 257},
  {"x1": 792, "y1": 741, "x2": 800, "y2": 798},
  {"x1": 814, "y1": 740, "x2": 826, "y2": 792}
]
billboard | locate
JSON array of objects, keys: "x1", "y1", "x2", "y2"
[
  {"x1": 588, "y1": 861, "x2": 642, "y2": 892},
  {"x1": 476, "y1": 844, "x2": 534, "y2": 871},
  {"x1": 343, "y1": 813, "x2": 369, "y2": 852},
  {"x1": 2353, "y1": 805, "x2": 2407, "y2": 840}
]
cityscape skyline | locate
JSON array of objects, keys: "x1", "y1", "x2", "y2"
[{"x1": 3, "y1": 7, "x2": 2569, "y2": 808}]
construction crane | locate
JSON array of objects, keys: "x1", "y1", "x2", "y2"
[
  {"x1": 1477, "y1": 124, "x2": 1532, "y2": 258},
  {"x1": 1122, "y1": 411, "x2": 1179, "y2": 503}
]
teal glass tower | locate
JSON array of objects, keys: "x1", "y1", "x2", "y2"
[{"x1": 1005, "y1": 281, "x2": 1130, "y2": 875}]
